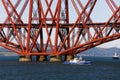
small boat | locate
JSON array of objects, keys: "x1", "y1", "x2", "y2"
[
  {"x1": 63, "y1": 56, "x2": 91, "y2": 65},
  {"x1": 113, "y1": 52, "x2": 119, "y2": 59}
]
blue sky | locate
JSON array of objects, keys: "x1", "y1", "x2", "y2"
[{"x1": 0, "y1": 0, "x2": 120, "y2": 48}]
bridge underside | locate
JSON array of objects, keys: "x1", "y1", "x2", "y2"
[{"x1": 0, "y1": 0, "x2": 120, "y2": 61}]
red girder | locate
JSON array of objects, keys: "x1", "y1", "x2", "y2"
[{"x1": 0, "y1": 0, "x2": 120, "y2": 57}]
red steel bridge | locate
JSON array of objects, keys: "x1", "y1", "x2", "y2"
[{"x1": 0, "y1": 0, "x2": 120, "y2": 61}]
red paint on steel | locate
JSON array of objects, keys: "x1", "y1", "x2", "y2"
[{"x1": 0, "y1": 0, "x2": 120, "y2": 56}]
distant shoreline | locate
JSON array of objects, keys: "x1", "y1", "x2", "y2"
[
  {"x1": 0, "y1": 47, "x2": 120, "y2": 57},
  {"x1": 0, "y1": 52, "x2": 18, "y2": 56}
]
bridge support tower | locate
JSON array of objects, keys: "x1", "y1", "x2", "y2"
[
  {"x1": 50, "y1": 55, "x2": 62, "y2": 62},
  {"x1": 65, "y1": 54, "x2": 74, "y2": 61},
  {"x1": 36, "y1": 56, "x2": 47, "y2": 62},
  {"x1": 19, "y1": 56, "x2": 32, "y2": 62}
]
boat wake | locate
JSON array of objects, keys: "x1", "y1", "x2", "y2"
[{"x1": 63, "y1": 56, "x2": 91, "y2": 65}]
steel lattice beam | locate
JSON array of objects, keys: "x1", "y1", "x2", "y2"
[{"x1": 0, "y1": 0, "x2": 120, "y2": 57}]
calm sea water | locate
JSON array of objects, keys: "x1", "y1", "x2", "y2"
[{"x1": 0, "y1": 56, "x2": 120, "y2": 80}]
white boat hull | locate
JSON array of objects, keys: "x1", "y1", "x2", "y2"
[
  {"x1": 113, "y1": 57, "x2": 119, "y2": 59},
  {"x1": 63, "y1": 61, "x2": 91, "y2": 65},
  {"x1": 113, "y1": 52, "x2": 119, "y2": 59}
]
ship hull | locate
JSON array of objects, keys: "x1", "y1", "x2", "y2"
[
  {"x1": 63, "y1": 61, "x2": 91, "y2": 65},
  {"x1": 113, "y1": 57, "x2": 119, "y2": 59}
]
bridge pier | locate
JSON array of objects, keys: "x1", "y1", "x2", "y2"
[
  {"x1": 36, "y1": 56, "x2": 47, "y2": 61},
  {"x1": 65, "y1": 54, "x2": 74, "y2": 61},
  {"x1": 50, "y1": 55, "x2": 62, "y2": 62},
  {"x1": 19, "y1": 56, "x2": 31, "y2": 62},
  {"x1": 19, "y1": 55, "x2": 74, "y2": 62}
]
